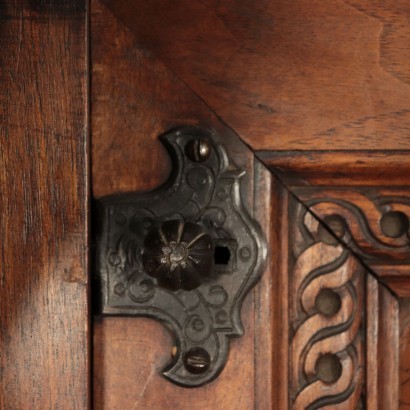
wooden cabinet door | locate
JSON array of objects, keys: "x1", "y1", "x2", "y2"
[
  {"x1": 3, "y1": 0, "x2": 410, "y2": 409},
  {"x1": 91, "y1": 1, "x2": 410, "y2": 409}
]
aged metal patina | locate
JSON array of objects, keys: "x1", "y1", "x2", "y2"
[{"x1": 95, "y1": 127, "x2": 266, "y2": 387}]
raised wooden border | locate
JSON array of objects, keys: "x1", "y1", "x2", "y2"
[{"x1": 261, "y1": 150, "x2": 409, "y2": 409}]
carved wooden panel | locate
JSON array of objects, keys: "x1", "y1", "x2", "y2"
[
  {"x1": 292, "y1": 187, "x2": 408, "y2": 409},
  {"x1": 263, "y1": 152, "x2": 407, "y2": 409},
  {"x1": 284, "y1": 193, "x2": 402, "y2": 409},
  {"x1": 289, "y1": 199, "x2": 365, "y2": 408},
  {"x1": 294, "y1": 188, "x2": 410, "y2": 296},
  {"x1": 89, "y1": 0, "x2": 410, "y2": 405}
]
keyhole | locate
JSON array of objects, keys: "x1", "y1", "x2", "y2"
[{"x1": 214, "y1": 246, "x2": 231, "y2": 265}]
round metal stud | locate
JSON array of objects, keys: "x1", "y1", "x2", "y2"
[
  {"x1": 185, "y1": 138, "x2": 211, "y2": 162},
  {"x1": 183, "y1": 347, "x2": 211, "y2": 374}
]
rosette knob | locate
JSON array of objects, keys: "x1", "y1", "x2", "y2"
[{"x1": 142, "y1": 220, "x2": 214, "y2": 291}]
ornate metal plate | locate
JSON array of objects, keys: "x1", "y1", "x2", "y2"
[{"x1": 95, "y1": 127, "x2": 266, "y2": 387}]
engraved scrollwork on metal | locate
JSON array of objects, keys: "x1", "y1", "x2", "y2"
[
  {"x1": 290, "y1": 201, "x2": 364, "y2": 408},
  {"x1": 95, "y1": 127, "x2": 266, "y2": 387}
]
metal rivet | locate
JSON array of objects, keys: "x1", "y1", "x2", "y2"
[
  {"x1": 380, "y1": 211, "x2": 409, "y2": 238},
  {"x1": 315, "y1": 353, "x2": 342, "y2": 383},
  {"x1": 183, "y1": 347, "x2": 211, "y2": 374},
  {"x1": 318, "y1": 215, "x2": 346, "y2": 246},
  {"x1": 185, "y1": 139, "x2": 211, "y2": 162},
  {"x1": 315, "y1": 288, "x2": 341, "y2": 317}
]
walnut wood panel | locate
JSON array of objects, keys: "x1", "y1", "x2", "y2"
[
  {"x1": 0, "y1": 1, "x2": 89, "y2": 408},
  {"x1": 287, "y1": 195, "x2": 400, "y2": 409},
  {"x1": 102, "y1": 0, "x2": 410, "y2": 150},
  {"x1": 367, "y1": 275, "x2": 399, "y2": 410},
  {"x1": 289, "y1": 198, "x2": 365, "y2": 408},
  {"x1": 265, "y1": 152, "x2": 408, "y2": 408},
  {"x1": 400, "y1": 299, "x2": 410, "y2": 409},
  {"x1": 293, "y1": 188, "x2": 410, "y2": 295},
  {"x1": 90, "y1": 1, "x2": 410, "y2": 408},
  {"x1": 268, "y1": 178, "x2": 290, "y2": 409},
  {"x1": 91, "y1": 1, "x2": 274, "y2": 408},
  {"x1": 263, "y1": 151, "x2": 410, "y2": 291},
  {"x1": 258, "y1": 151, "x2": 410, "y2": 187}
]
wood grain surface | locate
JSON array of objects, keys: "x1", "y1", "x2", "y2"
[
  {"x1": 286, "y1": 192, "x2": 401, "y2": 409},
  {"x1": 258, "y1": 151, "x2": 410, "y2": 187},
  {"x1": 263, "y1": 151, "x2": 410, "y2": 294},
  {"x1": 367, "y1": 275, "x2": 399, "y2": 410},
  {"x1": 102, "y1": 0, "x2": 410, "y2": 150},
  {"x1": 90, "y1": 1, "x2": 410, "y2": 408},
  {"x1": 0, "y1": 1, "x2": 89, "y2": 408},
  {"x1": 289, "y1": 197, "x2": 365, "y2": 408},
  {"x1": 260, "y1": 148, "x2": 410, "y2": 408},
  {"x1": 91, "y1": 1, "x2": 274, "y2": 408},
  {"x1": 401, "y1": 298, "x2": 410, "y2": 409},
  {"x1": 265, "y1": 177, "x2": 289, "y2": 410}
]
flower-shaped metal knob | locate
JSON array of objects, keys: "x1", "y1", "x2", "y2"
[{"x1": 142, "y1": 220, "x2": 214, "y2": 291}]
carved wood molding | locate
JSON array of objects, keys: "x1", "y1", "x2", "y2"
[
  {"x1": 289, "y1": 199, "x2": 365, "y2": 408},
  {"x1": 260, "y1": 151, "x2": 410, "y2": 296},
  {"x1": 285, "y1": 193, "x2": 400, "y2": 410},
  {"x1": 295, "y1": 188, "x2": 410, "y2": 297},
  {"x1": 263, "y1": 152, "x2": 407, "y2": 409}
]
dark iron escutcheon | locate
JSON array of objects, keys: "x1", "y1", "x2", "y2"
[{"x1": 95, "y1": 127, "x2": 266, "y2": 387}]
